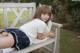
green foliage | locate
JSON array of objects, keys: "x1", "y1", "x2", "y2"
[
  {"x1": 53, "y1": 0, "x2": 80, "y2": 32},
  {"x1": 65, "y1": 1, "x2": 80, "y2": 32},
  {"x1": 39, "y1": 0, "x2": 53, "y2": 5}
]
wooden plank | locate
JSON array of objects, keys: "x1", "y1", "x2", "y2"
[
  {"x1": 53, "y1": 28, "x2": 59, "y2": 53},
  {"x1": 0, "y1": 3, "x2": 36, "y2": 8},
  {"x1": 9, "y1": 38, "x2": 55, "y2": 53},
  {"x1": 10, "y1": 8, "x2": 24, "y2": 27},
  {"x1": 52, "y1": 22, "x2": 62, "y2": 28},
  {"x1": 52, "y1": 22, "x2": 62, "y2": 53},
  {"x1": 3, "y1": 8, "x2": 8, "y2": 28}
]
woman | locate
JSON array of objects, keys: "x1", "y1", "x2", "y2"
[{"x1": 0, "y1": 5, "x2": 55, "y2": 50}]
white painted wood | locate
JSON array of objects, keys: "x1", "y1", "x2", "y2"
[
  {"x1": 51, "y1": 22, "x2": 62, "y2": 53},
  {"x1": 0, "y1": 3, "x2": 36, "y2": 28},
  {"x1": 9, "y1": 38, "x2": 55, "y2": 53},
  {"x1": 52, "y1": 22, "x2": 62, "y2": 28},
  {"x1": 3, "y1": 8, "x2": 8, "y2": 28},
  {"x1": 10, "y1": 8, "x2": 24, "y2": 27},
  {"x1": 28, "y1": 8, "x2": 33, "y2": 20},
  {"x1": 53, "y1": 28, "x2": 60, "y2": 53},
  {"x1": 0, "y1": 3, "x2": 36, "y2": 8}
]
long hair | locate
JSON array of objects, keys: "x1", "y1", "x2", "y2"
[{"x1": 33, "y1": 5, "x2": 52, "y2": 23}]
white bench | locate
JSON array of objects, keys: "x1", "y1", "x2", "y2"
[{"x1": 0, "y1": 3, "x2": 62, "y2": 53}]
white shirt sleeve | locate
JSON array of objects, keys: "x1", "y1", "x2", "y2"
[
  {"x1": 37, "y1": 20, "x2": 53, "y2": 33},
  {"x1": 32, "y1": 21, "x2": 49, "y2": 44},
  {"x1": 47, "y1": 20, "x2": 53, "y2": 31},
  {"x1": 19, "y1": 19, "x2": 50, "y2": 44},
  {"x1": 37, "y1": 23, "x2": 46, "y2": 33}
]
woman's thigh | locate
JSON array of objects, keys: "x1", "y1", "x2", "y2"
[{"x1": 0, "y1": 33, "x2": 15, "y2": 49}]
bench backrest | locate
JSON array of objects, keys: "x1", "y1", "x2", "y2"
[{"x1": 0, "y1": 3, "x2": 36, "y2": 28}]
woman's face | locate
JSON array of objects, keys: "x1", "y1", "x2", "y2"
[{"x1": 41, "y1": 13, "x2": 50, "y2": 22}]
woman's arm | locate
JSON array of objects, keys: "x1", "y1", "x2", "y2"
[
  {"x1": 37, "y1": 32, "x2": 55, "y2": 40},
  {"x1": 46, "y1": 32, "x2": 55, "y2": 38},
  {"x1": 37, "y1": 33, "x2": 46, "y2": 40}
]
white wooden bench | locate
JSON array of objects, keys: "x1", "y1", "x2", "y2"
[{"x1": 0, "y1": 3, "x2": 62, "y2": 53}]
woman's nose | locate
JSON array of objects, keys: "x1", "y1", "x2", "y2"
[{"x1": 45, "y1": 15, "x2": 49, "y2": 18}]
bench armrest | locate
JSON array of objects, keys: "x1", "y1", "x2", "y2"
[{"x1": 52, "y1": 22, "x2": 63, "y2": 28}]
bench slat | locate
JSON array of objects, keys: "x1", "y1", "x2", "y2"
[{"x1": 9, "y1": 38, "x2": 55, "y2": 53}]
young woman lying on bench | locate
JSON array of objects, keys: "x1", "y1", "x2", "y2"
[{"x1": 0, "y1": 5, "x2": 55, "y2": 50}]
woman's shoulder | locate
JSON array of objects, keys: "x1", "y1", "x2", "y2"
[
  {"x1": 32, "y1": 19, "x2": 48, "y2": 28},
  {"x1": 20, "y1": 18, "x2": 47, "y2": 27},
  {"x1": 33, "y1": 18, "x2": 46, "y2": 25}
]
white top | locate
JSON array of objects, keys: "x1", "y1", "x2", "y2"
[{"x1": 19, "y1": 19, "x2": 51, "y2": 45}]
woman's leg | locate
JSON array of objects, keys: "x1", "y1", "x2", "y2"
[
  {"x1": 0, "y1": 33, "x2": 15, "y2": 49},
  {"x1": 0, "y1": 32, "x2": 8, "y2": 37}
]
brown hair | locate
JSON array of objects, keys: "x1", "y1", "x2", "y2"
[{"x1": 33, "y1": 5, "x2": 52, "y2": 23}]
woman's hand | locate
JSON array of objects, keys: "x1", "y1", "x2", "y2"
[
  {"x1": 37, "y1": 33, "x2": 46, "y2": 40},
  {"x1": 37, "y1": 31, "x2": 55, "y2": 40},
  {"x1": 47, "y1": 32, "x2": 55, "y2": 38}
]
